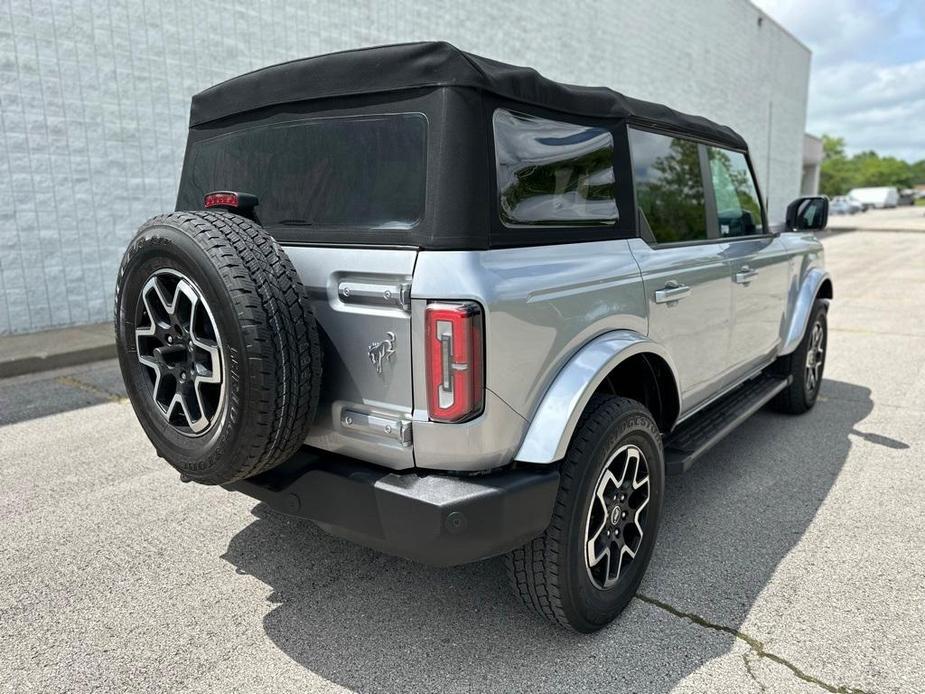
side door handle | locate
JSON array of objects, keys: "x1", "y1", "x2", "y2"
[
  {"x1": 735, "y1": 265, "x2": 759, "y2": 285},
  {"x1": 654, "y1": 281, "x2": 691, "y2": 304}
]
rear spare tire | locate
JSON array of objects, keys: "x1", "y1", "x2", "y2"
[{"x1": 114, "y1": 211, "x2": 321, "y2": 485}]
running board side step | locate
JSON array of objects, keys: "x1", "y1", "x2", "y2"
[{"x1": 663, "y1": 373, "x2": 791, "y2": 475}]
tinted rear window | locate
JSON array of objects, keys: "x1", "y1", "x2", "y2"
[{"x1": 178, "y1": 113, "x2": 427, "y2": 229}]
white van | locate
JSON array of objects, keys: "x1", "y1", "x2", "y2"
[{"x1": 848, "y1": 186, "x2": 899, "y2": 209}]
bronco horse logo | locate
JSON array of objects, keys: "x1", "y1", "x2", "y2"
[{"x1": 368, "y1": 331, "x2": 396, "y2": 374}]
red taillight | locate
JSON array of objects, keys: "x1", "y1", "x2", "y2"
[
  {"x1": 203, "y1": 191, "x2": 258, "y2": 210},
  {"x1": 425, "y1": 301, "x2": 484, "y2": 423},
  {"x1": 204, "y1": 191, "x2": 239, "y2": 208}
]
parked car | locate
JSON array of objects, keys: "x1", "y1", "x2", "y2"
[
  {"x1": 831, "y1": 196, "x2": 860, "y2": 214},
  {"x1": 114, "y1": 42, "x2": 833, "y2": 632},
  {"x1": 848, "y1": 186, "x2": 899, "y2": 209},
  {"x1": 830, "y1": 200, "x2": 849, "y2": 215}
]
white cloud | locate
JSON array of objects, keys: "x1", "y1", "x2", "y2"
[{"x1": 753, "y1": 0, "x2": 925, "y2": 161}]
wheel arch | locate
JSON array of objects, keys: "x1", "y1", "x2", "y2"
[
  {"x1": 780, "y1": 269, "x2": 833, "y2": 356},
  {"x1": 594, "y1": 352, "x2": 680, "y2": 434},
  {"x1": 514, "y1": 331, "x2": 681, "y2": 464}
]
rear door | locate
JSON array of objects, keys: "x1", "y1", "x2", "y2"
[
  {"x1": 704, "y1": 146, "x2": 790, "y2": 380},
  {"x1": 627, "y1": 128, "x2": 734, "y2": 414}
]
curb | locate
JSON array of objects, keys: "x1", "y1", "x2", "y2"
[
  {"x1": 0, "y1": 323, "x2": 117, "y2": 379},
  {"x1": 821, "y1": 227, "x2": 925, "y2": 237},
  {"x1": 0, "y1": 343, "x2": 116, "y2": 379}
]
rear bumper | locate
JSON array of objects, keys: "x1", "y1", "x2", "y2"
[{"x1": 223, "y1": 449, "x2": 559, "y2": 567}]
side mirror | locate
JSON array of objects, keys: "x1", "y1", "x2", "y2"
[{"x1": 785, "y1": 196, "x2": 828, "y2": 232}]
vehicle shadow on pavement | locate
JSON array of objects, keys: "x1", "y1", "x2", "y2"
[{"x1": 222, "y1": 379, "x2": 887, "y2": 693}]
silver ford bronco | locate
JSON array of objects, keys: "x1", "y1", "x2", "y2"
[{"x1": 115, "y1": 42, "x2": 832, "y2": 632}]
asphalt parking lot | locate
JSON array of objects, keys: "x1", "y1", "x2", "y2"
[
  {"x1": 827, "y1": 204, "x2": 925, "y2": 232},
  {"x1": 1, "y1": 229, "x2": 923, "y2": 693}
]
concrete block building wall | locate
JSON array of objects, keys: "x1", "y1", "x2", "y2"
[{"x1": 0, "y1": 0, "x2": 809, "y2": 334}]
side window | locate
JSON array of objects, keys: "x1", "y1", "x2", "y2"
[
  {"x1": 493, "y1": 109, "x2": 619, "y2": 227},
  {"x1": 707, "y1": 147, "x2": 764, "y2": 237},
  {"x1": 628, "y1": 129, "x2": 707, "y2": 243}
]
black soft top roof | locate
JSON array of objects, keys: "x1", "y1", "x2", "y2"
[{"x1": 189, "y1": 42, "x2": 747, "y2": 150}]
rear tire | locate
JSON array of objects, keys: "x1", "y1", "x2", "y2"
[
  {"x1": 771, "y1": 299, "x2": 828, "y2": 415},
  {"x1": 505, "y1": 396, "x2": 664, "y2": 632},
  {"x1": 114, "y1": 211, "x2": 322, "y2": 485}
]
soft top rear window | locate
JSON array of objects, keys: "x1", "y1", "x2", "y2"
[
  {"x1": 493, "y1": 108, "x2": 619, "y2": 227},
  {"x1": 178, "y1": 113, "x2": 427, "y2": 230}
]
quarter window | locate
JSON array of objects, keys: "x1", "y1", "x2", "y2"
[
  {"x1": 628, "y1": 129, "x2": 707, "y2": 243},
  {"x1": 493, "y1": 109, "x2": 618, "y2": 227},
  {"x1": 707, "y1": 147, "x2": 764, "y2": 237}
]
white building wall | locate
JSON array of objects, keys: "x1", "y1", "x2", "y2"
[
  {"x1": 0, "y1": 0, "x2": 810, "y2": 334},
  {"x1": 802, "y1": 134, "x2": 824, "y2": 195}
]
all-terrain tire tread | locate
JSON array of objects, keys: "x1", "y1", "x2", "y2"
[
  {"x1": 114, "y1": 211, "x2": 321, "y2": 484},
  {"x1": 770, "y1": 299, "x2": 827, "y2": 415},
  {"x1": 505, "y1": 395, "x2": 658, "y2": 630}
]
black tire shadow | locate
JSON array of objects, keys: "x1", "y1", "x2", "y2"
[{"x1": 222, "y1": 379, "x2": 888, "y2": 692}]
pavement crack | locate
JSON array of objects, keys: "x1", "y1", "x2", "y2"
[
  {"x1": 635, "y1": 593, "x2": 871, "y2": 694},
  {"x1": 743, "y1": 651, "x2": 767, "y2": 693},
  {"x1": 55, "y1": 375, "x2": 125, "y2": 403}
]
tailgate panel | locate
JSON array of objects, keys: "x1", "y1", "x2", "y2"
[{"x1": 283, "y1": 246, "x2": 418, "y2": 470}]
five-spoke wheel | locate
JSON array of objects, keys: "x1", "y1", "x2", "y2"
[{"x1": 135, "y1": 269, "x2": 224, "y2": 436}]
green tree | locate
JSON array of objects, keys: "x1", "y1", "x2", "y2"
[
  {"x1": 819, "y1": 159, "x2": 854, "y2": 197},
  {"x1": 822, "y1": 135, "x2": 846, "y2": 160},
  {"x1": 908, "y1": 159, "x2": 925, "y2": 185},
  {"x1": 819, "y1": 134, "x2": 852, "y2": 197},
  {"x1": 853, "y1": 153, "x2": 913, "y2": 189},
  {"x1": 818, "y1": 134, "x2": 916, "y2": 196}
]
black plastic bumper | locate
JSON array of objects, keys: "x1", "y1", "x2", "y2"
[{"x1": 223, "y1": 449, "x2": 560, "y2": 567}]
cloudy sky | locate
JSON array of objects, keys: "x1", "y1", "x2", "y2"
[{"x1": 753, "y1": 0, "x2": 925, "y2": 162}]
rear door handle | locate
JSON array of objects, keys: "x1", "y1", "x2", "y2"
[
  {"x1": 654, "y1": 281, "x2": 691, "y2": 304},
  {"x1": 735, "y1": 266, "x2": 759, "y2": 285}
]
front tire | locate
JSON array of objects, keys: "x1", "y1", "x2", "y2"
[
  {"x1": 506, "y1": 396, "x2": 665, "y2": 632},
  {"x1": 771, "y1": 299, "x2": 828, "y2": 414}
]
